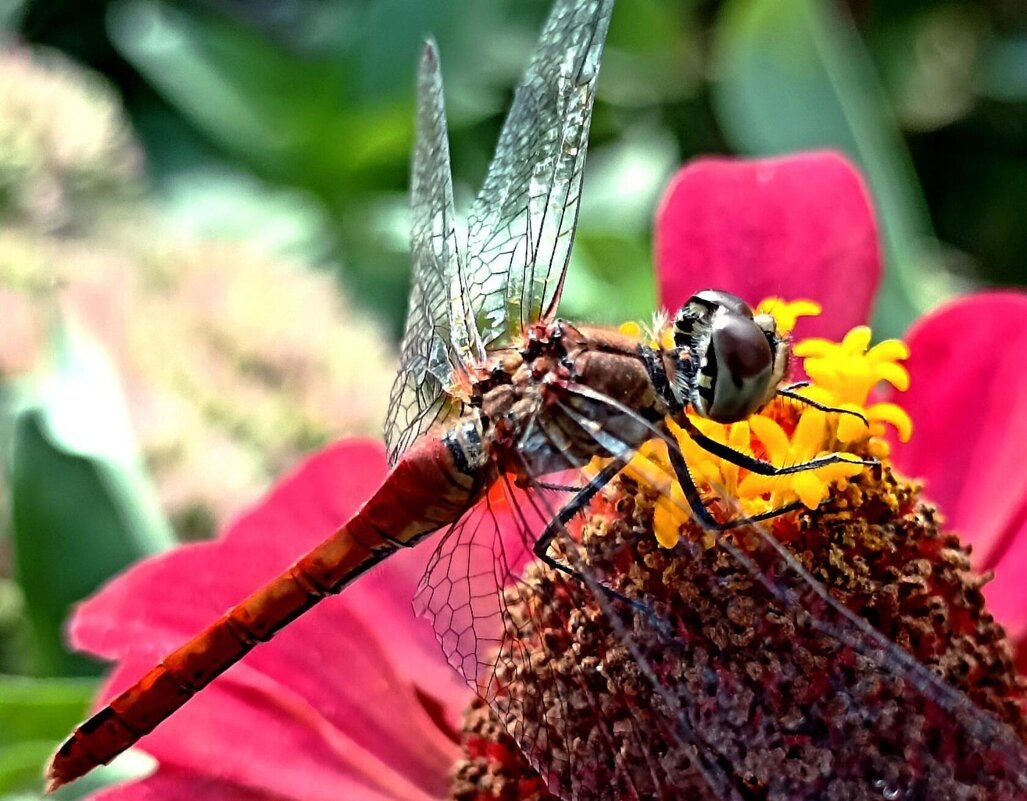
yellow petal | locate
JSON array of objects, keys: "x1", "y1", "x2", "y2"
[
  {"x1": 868, "y1": 437, "x2": 891, "y2": 460},
  {"x1": 755, "y1": 297, "x2": 785, "y2": 317},
  {"x1": 653, "y1": 496, "x2": 683, "y2": 548},
  {"x1": 793, "y1": 409, "x2": 828, "y2": 455},
  {"x1": 867, "y1": 402, "x2": 913, "y2": 442},
  {"x1": 748, "y1": 415, "x2": 790, "y2": 462},
  {"x1": 792, "y1": 338, "x2": 835, "y2": 358},
  {"x1": 842, "y1": 326, "x2": 873, "y2": 354},
  {"x1": 696, "y1": 461, "x2": 725, "y2": 487},
  {"x1": 789, "y1": 299, "x2": 823, "y2": 317},
  {"x1": 738, "y1": 472, "x2": 778, "y2": 499},
  {"x1": 875, "y1": 362, "x2": 910, "y2": 392},
  {"x1": 836, "y1": 405, "x2": 870, "y2": 444},
  {"x1": 794, "y1": 472, "x2": 828, "y2": 509},
  {"x1": 784, "y1": 385, "x2": 833, "y2": 406},
  {"x1": 689, "y1": 414, "x2": 728, "y2": 441},
  {"x1": 867, "y1": 338, "x2": 909, "y2": 363},
  {"x1": 623, "y1": 457, "x2": 671, "y2": 492},
  {"x1": 619, "y1": 321, "x2": 643, "y2": 339},
  {"x1": 756, "y1": 297, "x2": 822, "y2": 335},
  {"x1": 802, "y1": 360, "x2": 842, "y2": 390},
  {"x1": 728, "y1": 421, "x2": 751, "y2": 449}
]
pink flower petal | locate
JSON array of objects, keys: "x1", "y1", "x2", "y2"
[
  {"x1": 976, "y1": 515, "x2": 1027, "y2": 646},
  {"x1": 91, "y1": 661, "x2": 437, "y2": 801},
  {"x1": 92, "y1": 768, "x2": 290, "y2": 801},
  {"x1": 655, "y1": 151, "x2": 880, "y2": 341},
  {"x1": 888, "y1": 292, "x2": 1027, "y2": 639},
  {"x1": 72, "y1": 440, "x2": 391, "y2": 657},
  {"x1": 72, "y1": 440, "x2": 466, "y2": 800}
]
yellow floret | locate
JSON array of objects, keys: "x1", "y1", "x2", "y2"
[
  {"x1": 755, "y1": 297, "x2": 822, "y2": 336},
  {"x1": 609, "y1": 298, "x2": 915, "y2": 550},
  {"x1": 790, "y1": 325, "x2": 912, "y2": 444},
  {"x1": 618, "y1": 320, "x2": 643, "y2": 339}
]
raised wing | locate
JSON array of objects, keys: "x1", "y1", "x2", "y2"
[
  {"x1": 465, "y1": 0, "x2": 613, "y2": 349},
  {"x1": 384, "y1": 41, "x2": 481, "y2": 466}
]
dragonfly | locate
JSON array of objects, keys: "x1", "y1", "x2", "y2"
[{"x1": 48, "y1": 0, "x2": 1027, "y2": 798}]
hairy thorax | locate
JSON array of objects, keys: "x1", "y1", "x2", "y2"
[{"x1": 470, "y1": 321, "x2": 676, "y2": 481}]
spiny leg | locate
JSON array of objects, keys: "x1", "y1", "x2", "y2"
[
  {"x1": 776, "y1": 385, "x2": 868, "y2": 426},
  {"x1": 675, "y1": 416, "x2": 875, "y2": 477},
  {"x1": 664, "y1": 443, "x2": 800, "y2": 531},
  {"x1": 531, "y1": 457, "x2": 657, "y2": 618},
  {"x1": 532, "y1": 480, "x2": 586, "y2": 493}
]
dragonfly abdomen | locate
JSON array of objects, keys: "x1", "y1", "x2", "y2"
[{"x1": 47, "y1": 434, "x2": 482, "y2": 791}]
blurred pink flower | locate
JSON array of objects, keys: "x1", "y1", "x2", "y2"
[
  {"x1": 70, "y1": 151, "x2": 1027, "y2": 799},
  {"x1": 0, "y1": 46, "x2": 393, "y2": 542}
]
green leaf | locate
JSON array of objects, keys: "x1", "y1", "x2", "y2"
[
  {"x1": 0, "y1": 674, "x2": 94, "y2": 749},
  {"x1": 0, "y1": 674, "x2": 88, "y2": 795},
  {"x1": 160, "y1": 167, "x2": 335, "y2": 263},
  {"x1": 562, "y1": 124, "x2": 680, "y2": 325},
  {"x1": 6, "y1": 319, "x2": 174, "y2": 676},
  {"x1": 0, "y1": 675, "x2": 153, "y2": 797},
  {"x1": 0, "y1": 0, "x2": 23, "y2": 36},
  {"x1": 711, "y1": 0, "x2": 952, "y2": 339},
  {"x1": 105, "y1": 0, "x2": 413, "y2": 195}
]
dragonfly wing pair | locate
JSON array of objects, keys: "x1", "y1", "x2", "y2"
[{"x1": 383, "y1": 0, "x2": 614, "y2": 466}]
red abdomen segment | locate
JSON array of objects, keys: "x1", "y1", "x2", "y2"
[{"x1": 47, "y1": 434, "x2": 481, "y2": 792}]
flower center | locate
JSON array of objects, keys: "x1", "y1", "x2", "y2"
[
  {"x1": 621, "y1": 299, "x2": 914, "y2": 550},
  {"x1": 448, "y1": 305, "x2": 1027, "y2": 801}
]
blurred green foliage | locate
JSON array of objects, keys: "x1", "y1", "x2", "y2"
[
  {"x1": 1, "y1": 0, "x2": 1027, "y2": 796},
  {"x1": 0, "y1": 673, "x2": 152, "y2": 800},
  {"x1": 0, "y1": 675, "x2": 92, "y2": 794},
  {"x1": 8, "y1": 319, "x2": 173, "y2": 677},
  {"x1": 714, "y1": 0, "x2": 937, "y2": 338}
]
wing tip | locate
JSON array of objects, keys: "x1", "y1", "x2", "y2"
[{"x1": 420, "y1": 36, "x2": 440, "y2": 69}]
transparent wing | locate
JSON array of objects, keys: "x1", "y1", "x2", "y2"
[
  {"x1": 415, "y1": 475, "x2": 677, "y2": 799},
  {"x1": 384, "y1": 41, "x2": 479, "y2": 466},
  {"x1": 465, "y1": 0, "x2": 613, "y2": 349}
]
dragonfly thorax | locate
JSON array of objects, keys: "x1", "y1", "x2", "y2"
[
  {"x1": 466, "y1": 322, "x2": 675, "y2": 481},
  {"x1": 670, "y1": 290, "x2": 789, "y2": 424}
]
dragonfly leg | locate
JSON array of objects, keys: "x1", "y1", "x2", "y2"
[
  {"x1": 532, "y1": 458, "x2": 655, "y2": 615},
  {"x1": 664, "y1": 444, "x2": 801, "y2": 531},
  {"x1": 532, "y1": 480, "x2": 585, "y2": 493},
  {"x1": 676, "y1": 416, "x2": 876, "y2": 477},
  {"x1": 776, "y1": 386, "x2": 868, "y2": 426},
  {"x1": 532, "y1": 458, "x2": 624, "y2": 568}
]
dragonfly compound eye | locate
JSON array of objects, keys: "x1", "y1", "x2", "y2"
[{"x1": 701, "y1": 310, "x2": 777, "y2": 423}]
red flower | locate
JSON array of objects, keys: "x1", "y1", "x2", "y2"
[
  {"x1": 658, "y1": 150, "x2": 1027, "y2": 659},
  {"x1": 70, "y1": 150, "x2": 1027, "y2": 799},
  {"x1": 888, "y1": 291, "x2": 1027, "y2": 664}
]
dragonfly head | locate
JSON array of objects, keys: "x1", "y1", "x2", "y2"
[{"x1": 670, "y1": 290, "x2": 789, "y2": 423}]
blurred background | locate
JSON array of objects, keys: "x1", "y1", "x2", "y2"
[{"x1": 1, "y1": 0, "x2": 1026, "y2": 796}]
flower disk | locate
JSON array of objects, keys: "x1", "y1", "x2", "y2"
[{"x1": 450, "y1": 316, "x2": 1027, "y2": 801}]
